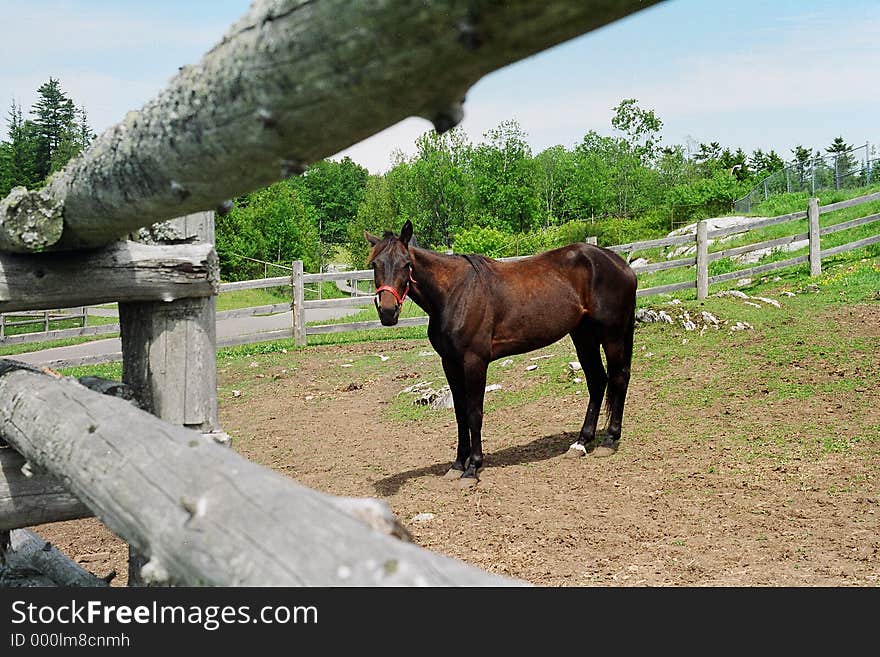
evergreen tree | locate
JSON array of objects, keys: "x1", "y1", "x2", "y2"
[
  {"x1": 0, "y1": 101, "x2": 40, "y2": 196},
  {"x1": 31, "y1": 77, "x2": 77, "y2": 179},
  {"x1": 825, "y1": 136, "x2": 857, "y2": 186}
]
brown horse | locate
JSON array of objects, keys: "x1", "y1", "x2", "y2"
[{"x1": 366, "y1": 220, "x2": 637, "y2": 484}]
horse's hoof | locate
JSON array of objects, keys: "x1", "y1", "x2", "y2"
[
  {"x1": 443, "y1": 468, "x2": 464, "y2": 480},
  {"x1": 564, "y1": 444, "x2": 587, "y2": 458},
  {"x1": 457, "y1": 476, "x2": 478, "y2": 489},
  {"x1": 594, "y1": 439, "x2": 620, "y2": 458}
]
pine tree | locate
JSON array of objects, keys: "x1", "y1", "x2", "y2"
[
  {"x1": 31, "y1": 77, "x2": 76, "y2": 179},
  {"x1": 825, "y1": 136, "x2": 856, "y2": 188},
  {"x1": 0, "y1": 100, "x2": 40, "y2": 196}
]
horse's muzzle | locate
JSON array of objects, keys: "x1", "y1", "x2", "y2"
[{"x1": 375, "y1": 293, "x2": 401, "y2": 326}]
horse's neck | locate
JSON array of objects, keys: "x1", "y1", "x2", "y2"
[{"x1": 409, "y1": 248, "x2": 461, "y2": 315}]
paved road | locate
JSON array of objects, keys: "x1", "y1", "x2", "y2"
[{"x1": 13, "y1": 305, "x2": 364, "y2": 368}]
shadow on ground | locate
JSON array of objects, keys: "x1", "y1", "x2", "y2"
[{"x1": 374, "y1": 431, "x2": 576, "y2": 495}]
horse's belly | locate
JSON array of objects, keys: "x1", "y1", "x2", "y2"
[{"x1": 490, "y1": 305, "x2": 583, "y2": 359}]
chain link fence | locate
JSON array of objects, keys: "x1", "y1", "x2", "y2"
[{"x1": 734, "y1": 142, "x2": 876, "y2": 214}]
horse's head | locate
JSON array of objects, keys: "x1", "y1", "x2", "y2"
[{"x1": 365, "y1": 220, "x2": 415, "y2": 326}]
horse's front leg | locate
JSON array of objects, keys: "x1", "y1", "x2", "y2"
[
  {"x1": 441, "y1": 357, "x2": 469, "y2": 479},
  {"x1": 460, "y1": 354, "x2": 488, "y2": 485}
]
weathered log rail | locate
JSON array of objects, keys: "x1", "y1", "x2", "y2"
[
  {"x1": 0, "y1": 360, "x2": 516, "y2": 586},
  {"x1": 0, "y1": 0, "x2": 663, "y2": 253},
  {"x1": 0, "y1": 0, "x2": 664, "y2": 586}
]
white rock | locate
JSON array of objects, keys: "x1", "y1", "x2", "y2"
[
  {"x1": 500, "y1": 359, "x2": 514, "y2": 367},
  {"x1": 411, "y1": 513, "x2": 435, "y2": 523},
  {"x1": 700, "y1": 311, "x2": 719, "y2": 326},
  {"x1": 431, "y1": 389, "x2": 454, "y2": 409},
  {"x1": 485, "y1": 384, "x2": 503, "y2": 392},
  {"x1": 780, "y1": 291, "x2": 795, "y2": 297},
  {"x1": 418, "y1": 351, "x2": 436, "y2": 357},
  {"x1": 340, "y1": 363, "x2": 353, "y2": 368},
  {"x1": 232, "y1": 390, "x2": 242, "y2": 398},
  {"x1": 753, "y1": 296, "x2": 781, "y2": 308},
  {"x1": 715, "y1": 290, "x2": 749, "y2": 299},
  {"x1": 378, "y1": 355, "x2": 390, "y2": 361},
  {"x1": 530, "y1": 354, "x2": 552, "y2": 361},
  {"x1": 568, "y1": 361, "x2": 583, "y2": 372},
  {"x1": 573, "y1": 377, "x2": 584, "y2": 384},
  {"x1": 737, "y1": 278, "x2": 753, "y2": 287},
  {"x1": 744, "y1": 301, "x2": 762, "y2": 308},
  {"x1": 249, "y1": 361, "x2": 259, "y2": 368},
  {"x1": 657, "y1": 310, "x2": 674, "y2": 324},
  {"x1": 525, "y1": 365, "x2": 538, "y2": 371},
  {"x1": 664, "y1": 299, "x2": 682, "y2": 305}
]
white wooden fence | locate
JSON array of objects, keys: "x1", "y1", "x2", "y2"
[
  {"x1": 213, "y1": 192, "x2": 880, "y2": 347},
  {"x1": 0, "y1": 0, "x2": 663, "y2": 587}
]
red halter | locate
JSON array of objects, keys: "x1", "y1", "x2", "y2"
[{"x1": 374, "y1": 265, "x2": 416, "y2": 306}]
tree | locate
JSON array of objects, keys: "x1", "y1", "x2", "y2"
[
  {"x1": 215, "y1": 180, "x2": 321, "y2": 280},
  {"x1": 825, "y1": 136, "x2": 857, "y2": 187},
  {"x1": 469, "y1": 120, "x2": 539, "y2": 234},
  {"x1": 299, "y1": 156, "x2": 369, "y2": 244},
  {"x1": 611, "y1": 98, "x2": 663, "y2": 163},
  {"x1": 533, "y1": 145, "x2": 576, "y2": 225},
  {"x1": 791, "y1": 144, "x2": 813, "y2": 187},
  {"x1": 345, "y1": 175, "x2": 399, "y2": 269},
  {"x1": 407, "y1": 128, "x2": 473, "y2": 249},
  {"x1": 0, "y1": 101, "x2": 40, "y2": 196},
  {"x1": 31, "y1": 78, "x2": 77, "y2": 179}
]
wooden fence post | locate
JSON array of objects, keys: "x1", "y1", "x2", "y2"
[
  {"x1": 696, "y1": 220, "x2": 709, "y2": 300},
  {"x1": 291, "y1": 260, "x2": 306, "y2": 346},
  {"x1": 808, "y1": 197, "x2": 821, "y2": 277},
  {"x1": 120, "y1": 210, "x2": 222, "y2": 586}
]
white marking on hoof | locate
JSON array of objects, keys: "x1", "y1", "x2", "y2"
[{"x1": 569, "y1": 442, "x2": 587, "y2": 453}]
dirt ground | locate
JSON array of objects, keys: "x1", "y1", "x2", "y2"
[{"x1": 34, "y1": 304, "x2": 879, "y2": 587}]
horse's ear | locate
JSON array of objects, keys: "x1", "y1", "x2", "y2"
[
  {"x1": 400, "y1": 220, "x2": 413, "y2": 246},
  {"x1": 364, "y1": 230, "x2": 381, "y2": 246}
]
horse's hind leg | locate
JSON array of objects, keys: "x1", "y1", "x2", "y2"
[
  {"x1": 597, "y1": 318, "x2": 634, "y2": 457},
  {"x1": 566, "y1": 323, "x2": 608, "y2": 458}
]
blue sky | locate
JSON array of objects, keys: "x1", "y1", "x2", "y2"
[{"x1": 1, "y1": 0, "x2": 877, "y2": 173}]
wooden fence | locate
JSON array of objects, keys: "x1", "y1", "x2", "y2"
[
  {"x1": 210, "y1": 192, "x2": 880, "y2": 347},
  {"x1": 0, "y1": 0, "x2": 663, "y2": 587},
  {"x1": 0, "y1": 307, "x2": 87, "y2": 338}
]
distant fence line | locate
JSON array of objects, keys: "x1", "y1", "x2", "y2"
[
  {"x1": 4, "y1": 193, "x2": 879, "y2": 357},
  {"x1": 233, "y1": 192, "x2": 880, "y2": 346},
  {"x1": 734, "y1": 142, "x2": 876, "y2": 214}
]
